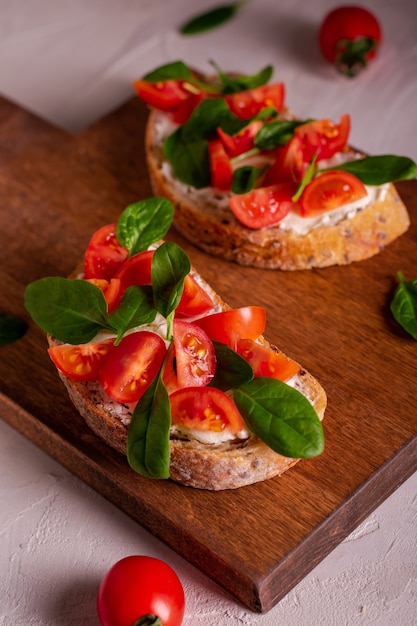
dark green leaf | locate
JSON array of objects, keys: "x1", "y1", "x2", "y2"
[
  {"x1": 24, "y1": 278, "x2": 109, "y2": 344},
  {"x1": 292, "y1": 154, "x2": 318, "y2": 202},
  {"x1": 233, "y1": 378, "x2": 324, "y2": 458},
  {"x1": 210, "y1": 60, "x2": 273, "y2": 94},
  {"x1": 108, "y1": 286, "x2": 157, "y2": 344},
  {"x1": 209, "y1": 341, "x2": 253, "y2": 390},
  {"x1": 255, "y1": 119, "x2": 306, "y2": 151},
  {"x1": 152, "y1": 242, "x2": 190, "y2": 323},
  {"x1": 126, "y1": 374, "x2": 171, "y2": 479},
  {"x1": 232, "y1": 165, "x2": 265, "y2": 194},
  {"x1": 328, "y1": 155, "x2": 417, "y2": 185},
  {"x1": 143, "y1": 60, "x2": 194, "y2": 82},
  {"x1": 0, "y1": 313, "x2": 27, "y2": 346},
  {"x1": 180, "y1": 2, "x2": 244, "y2": 35},
  {"x1": 116, "y1": 198, "x2": 174, "y2": 256},
  {"x1": 390, "y1": 271, "x2": 417, "y2": 339}
]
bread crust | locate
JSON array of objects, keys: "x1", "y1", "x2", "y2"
[
  {"x1": 48, "y1": 271, "x2": 327, "y2": 490},
  {"x1": 145, "y1": 110, "x2": 410, "y2": 270}
]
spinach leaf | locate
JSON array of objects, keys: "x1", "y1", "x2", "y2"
[
  {"x1": 255, "y1": 119, "x2": 306, "y2": 151},
  {"x1": 233, "y1": 378, "x2": 324, "y2": 458},
  {"x1": 209, "y1": 341, "x2": 253, "y2": 390},
  {"x1": 152, "y1": 242, "x2": 190, "y2": 338},
  {"x1": 232, "y1": 165, "x2": 265, "y2": 194},
  {"x1": 292, "y1": 154, "x2": 318, "y2": 202},
  {"x1": 328, "y1": 155, "x2": 417, "y2": 185},
  {"x1": 180, "y1": 2, "x2": 244, "y2": 36},
  {"x1": 116, "y1": 197, "x2": 174, "y2": 256},
  {"x1": 108, "y1": 286, "x2": 157, "y2": 345},
  {"x1": 390, "y1": 272, "x2": 417, "y2": 339},
  {"x1": 143, "y1": 60, "x2": 194, "y2": 83},
  {"x1": 210, "y1": 60, "x2": 273, "y2": 94},
  {"x1": 24, "y1": 277, "x2": 110, "y2": 344},
  {"x1": 126, "y1": 373, "x2": 171, "y2": 479},
  {"x1": 0, "y1": 313, "x2": 27, "y2": 346}
]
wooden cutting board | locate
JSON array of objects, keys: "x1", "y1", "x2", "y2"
[{"x1": 1, "y1": 94, "x2": 416, "y2": 613}]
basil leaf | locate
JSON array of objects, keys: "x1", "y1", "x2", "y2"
[
  {"x1": 0, "y1": 313, "x2": 27, "y2": 346},
  {"x1": 390, "y1": 272, "x2": 417, "y2": 339},
  {"x1": 116, "y1": 198, "x2": 174, "y2": 256},
  {"x1": 126, "y1": 373, "x2": 171, "y2": 479},
  {"x1": 152, "y1": 242, "x2": 190, "y2": 338},
  {"x1": 108, "y1": 286, "x2": 157, "y2": 345},
  {"x1": 180, "y1": 2, "x2": 243, "y2": 36},
  {"x1": 255, "y1": 119, "x2": 306, "y2": 151},
  {"x1": 143, "y1": 60, "x2": 194, "y2": 83},
  {"x1": 209, "y1": 341, "x2": 253, "y2": 390},
  {"x1": 233, "y1": 378, "x2": 324, "y2": 458},
  {"x1": 328, "y1": 155, "x2": 417, "y2": 185},
  {"x1": 292, "y1": 154, "x2": 318, "y2": 202},
  {"x1": 210, "y1": 60, "x2": 273, "y2": 94},
  {"x1": 232, "y1": 165, "x2": 265, "y2": 194},
  {"x1": 25, "y1": 278, "x2": 109, "y2": 344}
]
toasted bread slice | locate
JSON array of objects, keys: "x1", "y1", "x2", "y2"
[{"x1": 145, "y1": 109, "x2": 410, "y2": 270}]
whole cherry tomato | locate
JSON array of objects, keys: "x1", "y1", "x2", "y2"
[
  {"x1": 97, "y1": 555, "x2": 185, "y2": 626},
  {"x1": 318, "y1": 6, "x2": 382, "y2": 77}
]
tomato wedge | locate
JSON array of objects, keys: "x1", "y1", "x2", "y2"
[
  {"x1": 194, "y1": 307, "x2": 266, "y2": 348},
  {"x1": 296, "y1": 115, "x2": 351, "y2": 162},
  {"x1": 85, "y1": 278, "x2": 122, "y2": 314},
  {"x1": 208, "y1": 139, "x2": 233, "y2": 190},
  {"x1": 236, "y1": 338, "x2": 300, "y2": 382},
  {"x1": 112, "y1": 250, "x2": 154, "y2": 290},
  {"x1": 225, "y1": 83, "x2": 285, "y2": 119},
  {"x1": 84, "y1": 224, "x2": 128, "y2": 281},
  {"x1": 48, "y1": 339, "x2": 115, "y2": 382},
  {"x1": 217, "y1": 120, "x2": 263, "y2": 157},
  {"x1": 176, "y1": 274, "x2": 214, "y2": 318},
  {"x1": 162, "y1": 344, "x2": 178, "y2": 395},
  {"x1": 173, "y1": 320, "x2": 216, "y2": 388},
  {"x1": 100, "y1": 331, "x2": 166, "y2": 403},
  {"x1": 229, "y1": 182, "x2": 296, "y2": 229},
  {"x1": 134, "y1": 78, "x2": 204, "y2": 123},
  {"x1": 170, "y1": 387, "x2": 245, "y2": 434},
  {"x1": 299, "y1": 170, "x2": 367, "y2": 217}
]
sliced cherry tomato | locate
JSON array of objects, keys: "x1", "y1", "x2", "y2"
[
  {"x1": 229, "y1": 182, "x2": 296, "y2": 229},
  {"x1": 97, "y1": 555, "x2": 185, "y2": 626},
  {"x1": 263, "y1": 136, "x2": 306, "y2": 185},
  {"x1": 171, "y1": 90, "x2": 205, "y2": 124},
  {"x1": 208, "y1": 139, "x2": 233, "y2": 190},
  {"x1": 217, "y1": 120, "x2": 263, "y2": 157},
  {"x1": 134, "y1": 78, "x2": 196, "y2": 110},
  {"x1": 48, "y1": 339, "x2": 115, "y2": 382},
  {"x1": 225, "y1": 83, "x2": 285, "y2": 119},
  {"x1": 170, "y1": 387, "x2": 245, "y2": 434},
  {"x1": 319, "y1": 6, "x2": 382, "y2": 77},
  {"x1": 236, "y1": 338, "x2": 300, "y2": 382},
  {"x1": 299, "y1": 170, "x2": 367, "y2": 217},
  {"x1": 194, "y1": 307, "x2": 266, "y2": 349},
  {"x1": 173, "y1": 320, "x2": 215, "y2": 388},
  {"x1": 176, "y1": 274, "x2": 214, "y2": 318},
  {"x1": 162, "y1": 344, "x2": 179, "y2": 395},
  {"x1": 100, "y1": 331, "x2": 166, "y2": 403},
  {"x1": 85, "y1": 278, "x2": 122, "y2": 314},
  {"x1": 112, "y1": 250, "x2": 154, "y2": 290},
  {"x1": 84, "y1": 224, "x2": 128, "y2": 281}
]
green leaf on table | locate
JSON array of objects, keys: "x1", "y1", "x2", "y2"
[
  {"x1": 180, "y1": 2, "x2": 245, "y2": 36},
  {"x1": 390, "y1": 272, "x2": 417, "y2": 339},
  {"x1": 0, "y1": 313, "x2": 27, "y2": 346}
]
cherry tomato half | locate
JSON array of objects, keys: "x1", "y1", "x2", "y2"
[
  {"x1": 112, "y1": 250, "x2": 154, "y2": 290},
  {"x1": 217, "y1": 120, "x2": 263, "y2": 157},
  {"x1": 100, "y1": 331, "x2": 166, "y2": 403},
  {"x1": 208, "y1": 139, "x2": 233, "y2": 191},
  {"x1": 84, "y1": 224, "x2": 129, "y2": 281},
  {"x1": 175, "y1": 274, "x2": 214, "y2": 318},
  {"x1": 48, "y1": 339, "x2": 115, "y2": 382},
  {"x1": 236, "y1": 338, "x2": 300, "y2": 382},
  {"x1": 194, "y1": 307, "x2": 266, "y2": 348},
  {"x1": 229, "y1": 182, "x2": 296, "y2": 229},
  {"x1": 173, "y1": 320, "x2": 216, "y2": 388},
  {"x1": 299, "y1": 170, "x2": 367, "y2": 217},
  {"x1": 170, "y1": 387, "x2": 245, "y2": 434},
  {"x1": 318, "y1": 6, "x2": 382, "y2": 77},
  {"x1": 85, "y1": 278, "x2": 123, "y2": 314},
  {"x1": 225, "y1": 83, "x2": 285, "y2": 119},
  {"x1": 97, "y1": 555, "x2": 185, "y2": 626}
]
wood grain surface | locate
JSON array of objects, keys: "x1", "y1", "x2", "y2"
[{"x1": 0, "y1": 94, "x2": 416, "y2": 613}]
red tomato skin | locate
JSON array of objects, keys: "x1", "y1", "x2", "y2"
[
  {"x1": 173, "y1": 320, "x2": 216, "y2": 388},
  {"x1": 299, "y1": 170, "x2": 367, "y2": 216},
  {"x1": 112, "y1": 250, "x2": 154, "y2": 289},
  {"x1": 48, "y1": 339, "x2": 115, "y2": 382},
  {"x1": 85, "y1": 278, "x2": 122, "y2": 314},
  {"x1": 208, "y1": 139, "x2": 233, "y2": 191},
  {"x1": 229, "y1": 183, "x2": 296, "y2": 229},
  {"x1": 175, "y1": 274, "x2": 214, "y2": 318},
  {"x1": 217, "y1": 120, "x2": 263, "y2": 157},
  {"x1": 170, "y1": 386, "x2": 245, "y2": 434},
  {"x1": 236, "y1": 338, "x2": 300, "y2": 382},
  {"x1": 194, "y1": 307, "x2": 266, "y2": 349},
  {"x1": 225, "y1": 83, "x2": 285, "y2": 119},
  {"x1": 100, "y1": 331, "x2": 166, "y2": 404},
  {"x1": 97, "y1": 555, "x2": 185, "y2": 626},
  {"x1": 84, "y1": 224, "x2": 129, "y2": 281},
  {"x1": 318, "y1": 7, "x2": 382, "y2": 76}
]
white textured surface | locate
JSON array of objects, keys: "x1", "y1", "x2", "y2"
[{"x1": 1, "y1": 0, "x2": 417, "y2": 624}]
